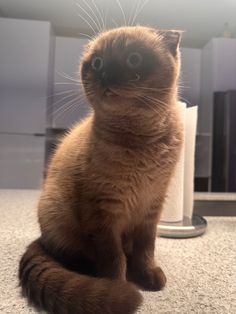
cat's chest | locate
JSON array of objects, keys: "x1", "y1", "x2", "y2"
[
  {"x1": 86, "y1": 135, "x2": 181, "y2": 225},
  {"x1": 115, "y1": 142, "x2": 173, "y2": 180},
  {"x1": 110, "y1": 139, "x2": 180, "y2": 219},
  {"x1": 110, "y1": 147, "x2": 169, "y2": 208}
]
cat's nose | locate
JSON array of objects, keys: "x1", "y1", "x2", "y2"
[
  {"x1": 100, "y1": 62, "x2": 122, "y2": 85},
  {"x1": 101, "y1": 70, "x2": 118, "y2": 85},
  {"x1": 100, "y1": 71, "x2": 109, "y2": 85},
  {"x1": 101, "y1": 71, "x2": 108, "y2": 80}
]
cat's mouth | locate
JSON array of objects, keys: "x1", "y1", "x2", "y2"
[{"x1": 103, "y1": 88, "x2": 119, "y2": 98}]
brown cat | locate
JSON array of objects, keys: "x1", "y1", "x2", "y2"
[{"x1": 19, "y1": 26, "x2": 183, "y2": 314}]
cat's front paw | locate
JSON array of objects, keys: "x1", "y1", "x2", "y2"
[{"x1": 130, "y1": 266, "x2": 167, "y2": 291}]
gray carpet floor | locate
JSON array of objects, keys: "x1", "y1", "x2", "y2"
[{"x1": 0, "y1": 189, "x2": 235, "y2": 314}]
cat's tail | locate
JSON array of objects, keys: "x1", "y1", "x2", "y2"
[{"x1": 19, "y1": 239, "x2": 142, "y2": 314}]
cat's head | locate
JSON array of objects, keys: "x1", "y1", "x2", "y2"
[{"x1": 80, "y1": 26, "x2": 181, "y2": 113}]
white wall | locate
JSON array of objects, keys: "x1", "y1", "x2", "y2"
[{"x1": 180, "y1": 48, "x2": 201, "y2": 107}]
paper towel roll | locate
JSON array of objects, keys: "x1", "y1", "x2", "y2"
[
  {"x1": 183, "y1": 106, "x2": 198, "y2": 219},
  {"x1": 160, "y1": 102, "x2": 186, "y2": 223}
]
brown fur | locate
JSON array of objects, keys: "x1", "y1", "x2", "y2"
[{"x1": 19, "y1": 26, "x2": 183, "y2": 314}]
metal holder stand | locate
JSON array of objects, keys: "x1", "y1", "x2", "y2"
[{"x1": 157, "y1": 214, "x2": 207, "y2": 238}]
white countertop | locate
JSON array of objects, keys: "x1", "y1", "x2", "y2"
[{"x1": 195, "y1": 192, "x2": 236, "y2": 201}]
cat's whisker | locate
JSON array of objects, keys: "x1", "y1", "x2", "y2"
[
  {"x1": 138, "y1": 88, "x2": 176, "y2": 97},
  {"x1": 130, "y1": 86, "x2": 160, "y2": 92},
  {"x1": 54, "y1": 101, "x2": 76, "y2": 122},
  {"x1": 104, "y1": 7, "x2": 109, "y2": 30},
  {"x1": 115, "y1": 0, "x2": 127, "y2": 26},
  {"x1": 108, "y1": 85, "x2": 177, "y2": 111},
  {"x1": 136, "y1": 86, "x2": 174, "y2": 91},
  {"x1": 76, "y1": 3, "x2": 100, "y2": 33},
  {"x1": 56, "y1": 70, "x2": 81, "y2": 83},
  {"x1": 130, "y1": 0, "x2": 142, "y2": 26},
  {"x1": 77, "y1": 0, "x2": 102, "y2": 33},
  {"x1": 150, "y1": 100, "x2": 170, "y2": 115},
  {"x1": 102, "y1": 7, "x2": 109, "y2": 31},
  {"x1": 54, "y1": 91, "x2": 90, "y2": 122},
  {"x1": 53, "y1": 91, "x2": 90, "y2": 121},
  {"x1": 47, "y1": 89, "x2": 79, "y2": 100},
  {"x1": 40, "y1": 89, "x2": 78, "y2": 102},
  {"x1": 74, "y1": 80, "x2": 91, "y2": 86},
  {"x1": 51, "y1": 92, "x2": 80, "y2": 112},
  {"x1": 127, "y1": 82, "x2": 167, "y2": 91},
  {"x1": 131, "y1": 0, "x2": 149, "y2": 26},
  {"x1": 141, "y1": 94, "x2": 168, "y2": 106},
  {"x1": 65, "y1": 100, "x2": 82, "y2": 120},
  {"x1": 145, "y1": 102, "x2": 163, "y2": 116},
  {"x1": 56, "y1": 73, "x2": 91, "y2": 88},
  {"x1": 129, "y1": 91, "x2": 162, "y2": 107},
  {"x1": 111, "y1": 18, "x2": 119, "y2": 28},
  {"x1": 128, "y1": 0, "x2": 139, "y2": 26},
  {"x1": 81, "y1": 0, "x2": 104, "y2": 32},
  {"x1": 146, "y1": 103, "x2": 167, "y2": 117},
  {"x1": 55, "y1": 79, "x2": 90, "y2": 86},
  {"x1": 177, "y1": 83, "x2": 190, "y2": 90},
  {"x1": 127, "y1": 84, "x2": 186, "y2": 95},
  {"x1": 134, "y1": 95, "x2": 164, "y2": 116},
  {"x1": 60, "y1": 73, "x2": 82, "y2": 84},
  {"x1": 79, "y1": 32, "x2": 94, "y2": 40},
  {"x1": 136, "y1": 94, "x2": 160, "y2": 104},
  {"x1": 136, "y1": 94, "x2": 168, "y2": 115},
  {"x1": 54, "y1": 82, "x2": 81, "y2": 86},
  {"x1": 76, "y1": 96, "x2": 92, "y2": 111},
  {"x1": 52, "y1": 102, "x2": 70, "y2": 120},
  {"x1": 77, "y1": 13, "x2": 97, "y2": 35},
  {"x1": 179, "y1": 96, "x2": 193, "y2": 106},
  {"x1": 54, "y1": 98, "x2": 80, "y2": 123},
  {"x1": 91, "y1": 0, "x2": 106, "y2": 31}
]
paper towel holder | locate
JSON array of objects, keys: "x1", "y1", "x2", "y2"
[{"x1": 157, "y1": 214, "x2": 207, "y2": 238}]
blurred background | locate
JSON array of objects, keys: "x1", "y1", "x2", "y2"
[{"x1": 0, "y1": 0, "x2": 236, "y2": 205}]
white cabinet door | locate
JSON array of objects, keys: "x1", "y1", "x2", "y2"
[
  {"x1": 0, "y1": 134, "x2": 45, "y2": 189},
  {"x1": 0, "y1": 18, "x2": 53, "y2": 134},
  {"x1": 53, "y1": 37, "x2": 90, "y2": 129},
  {"x1": 200, "y1": 38, "x2": 236, "y2": 134}
]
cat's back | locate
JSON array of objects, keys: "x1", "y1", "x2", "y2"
[{"x1": 47, "y1": 113, "x2": 94, "y2": 173}]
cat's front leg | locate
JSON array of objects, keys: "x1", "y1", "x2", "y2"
[
  {"x1": 127, "y1": 209, "x2": 166, "y2": 291},
  {"x1": 92, "y1": 227, "x2": 127, "y2": 280}
]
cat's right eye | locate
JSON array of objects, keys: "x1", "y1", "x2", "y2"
[
  {"x1": 126, "y1": 52, "x2": 143, "y2": 69},
  {"x1": 91, "y1": 56, "x2": 104, "y2": 72}
]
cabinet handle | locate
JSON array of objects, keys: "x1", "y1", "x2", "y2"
[{"x1": 33, "y1": 133, "x2": 45, "y2": 137}]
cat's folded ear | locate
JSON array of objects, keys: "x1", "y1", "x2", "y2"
[{"x1": 158, "y1": 30, "x2": 183, "y2": 56}]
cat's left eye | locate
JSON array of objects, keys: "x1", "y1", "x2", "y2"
[
  {"x1": 126, "y1": 52, "x2": 143, "y2": 69},
  {"x1": 91, "y1": 56, "x2": 104, "y2": 72}
]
